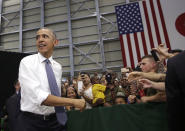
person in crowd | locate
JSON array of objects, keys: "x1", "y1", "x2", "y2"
[
  {"x1": 61, "y1": 80, "x2": 70, "y2": 97},
  {"x1": 91, "y1": 72, "x2": 100, "y2": 85},
  {"x1": 65, "y1": 85, "x2": 80, "y2": 111},
  {"x1": 104, "y1": 72, "x2": 125, "y2": 107},
  {"x1": 92, "y1": 76, "x2": 107, "y2": 107},
  {"x1": 6, "y1": 80, "x2": 21, "y2": 131},
  {"x1": 66, "y1": 85, "x2": 79, "y2": 99},
  {"x1": 72, "y1": 77, "x2": 78, "y2": 91},
  {"x1": 127, "y1": 80, "x2": 144, "y2": 104},
  {"x1": 0, "y1": 105, "x2": 9, "y2": 131},
  {"x1": 18, "y1": 27, "x2": 85, "y2": 131},
  {"x1": 120, "y1": 68, "x2": 130, "y2": 98},
  {"x1": 127, "y1": 55, "x2": 166, "y2": 103},
  {"x1": 120, "y1": 76, "x2": 130, "y2": 97},
  {"x1": 78, "y1": 72, "x2": 93, "y2": 109},
  {"x1": 165, "y1": 50, "x2": 185, "y2": 131},
  {"x1": 114, "y1": 92, "x2": 127, "y2": 105}
]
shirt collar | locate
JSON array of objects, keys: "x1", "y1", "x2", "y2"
[{"x1": 38, "y1": 52, "x2": 54, "y2": 65}]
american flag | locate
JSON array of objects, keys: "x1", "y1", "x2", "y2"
[{"x1": 115, "y1": 0, "x2": 171, "y2": 68}]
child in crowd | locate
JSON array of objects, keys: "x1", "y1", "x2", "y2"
[{"x1": 92, "y1": 76, "x2": 107, "y2": 107}]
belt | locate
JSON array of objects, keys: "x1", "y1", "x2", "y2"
[{"x1": 22, "y1": 111, "x2": 56, "y2": 121}]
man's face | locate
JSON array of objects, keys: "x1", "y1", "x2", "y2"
[
  {"x1": 36, "y1": 29, "x2": 58, "y2": 58},
  {"x1": 140, "y1": 58, "x2": 156, "y2": 73}
]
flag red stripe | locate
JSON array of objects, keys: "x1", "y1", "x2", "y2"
[
  {"x1": 142, "y1": 1, "x2": 155, "y2": 48},
  {"x1": 149, "y1": 0, "x2": 162, "y2": 45},
  {"x1": 126, "y1": 35, "x2": 135, "y2": 68},
  {"x1": 119, "y1": 35, "x2": 127, "y2": 67},
  {"x1": 141, "y1": 31, "x2": 148, "y2": 55},
  {"x1": 157, "y1": 0, "x2": 171, "y2": 50},
  {"x1": 134, "y1": 33, "x2": 141, "y2": 62}
]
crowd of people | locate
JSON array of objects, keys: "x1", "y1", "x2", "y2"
[{"x1": 61, "y1": 44, "x2": 182, "y2": 111}]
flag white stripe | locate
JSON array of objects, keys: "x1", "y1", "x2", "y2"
[
  {"x1": 139, "y1": 2, "x2": 150, "y2": 54},
  {"x1": 122, "y1": 35, "x2": 131, "y2": 67},
  {"x1": 153, "y1": 0, "x2": 166, "y2": 45},
  {"x1": 146, "y1": 0, "x2": 158, "y2": 48},
  {"x1": 130, "y1": 33, "x2": 138, "y2": 66},
  {"x1": 137, "y1": 32, "x2": 145, "y2": 58}
]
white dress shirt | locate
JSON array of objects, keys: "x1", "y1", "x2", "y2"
[{"x1": 18, "y1": 53, "x2": 62, "y2": 115}]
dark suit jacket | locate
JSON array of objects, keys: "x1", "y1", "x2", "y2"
[
  {"x1": 165, "y1": 51, "x2": 185, "y2": 131},
  {"x1": 6, "y1": 92, "x2": 20, "y2": 131}
]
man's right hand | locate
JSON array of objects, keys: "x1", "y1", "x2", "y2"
[{"x1": 73, "y1": 99, "x2": 86, "y2": 111}]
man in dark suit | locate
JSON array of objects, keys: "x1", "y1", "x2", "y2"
[
  {"x1": 165, "y1": 51, "x2": 185, "y2": 131},
  {"x1": 6, "y1": 80, "x2": 21, "y2": 131}
]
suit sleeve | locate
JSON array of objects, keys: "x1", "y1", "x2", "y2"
[{"x1": 165, "y1": 58, "x2": 183, "y2": 131}]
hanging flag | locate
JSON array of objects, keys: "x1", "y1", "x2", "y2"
[
  {"x1": 115, "y1": 0, "x2": 171, "y2": 68},
  {"x1": 160, "y1": 0, "x2": 185, "y2": 50}
]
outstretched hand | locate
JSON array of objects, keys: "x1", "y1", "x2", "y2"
[
  {"x1": 127, "y1": 72, "x2": 143, "y2": 82},
  {"x1": 139, "y1": 78, "x2": 154, "y2": 89},
  {"x1": 73, "y1": 99, "x2": 86, "y2": 112}
]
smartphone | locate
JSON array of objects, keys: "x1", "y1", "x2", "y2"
[
  {"x1": 77, "y1": 81, "x2": 83, "y2": 93},
  {"x1": 151, "y1": 50, "x2": 159, "y2": 61}
]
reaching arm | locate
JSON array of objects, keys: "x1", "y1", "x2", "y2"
[
  {"x1": 139, "y1": 79, "x2": 165, "y2": 91},
  {"x1": 140, "y1": 92, "x2": 166, "y2": 103},
  {"x1": 42, "y1": 94, "x2": 85, "y2": 109},
  {"x1": 128, "y1": 72, "x2": 166, "y2": 82}
]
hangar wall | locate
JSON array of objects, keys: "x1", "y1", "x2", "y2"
[{"x1": 0, "y1": 0, "x2": 139, "y2": 78}]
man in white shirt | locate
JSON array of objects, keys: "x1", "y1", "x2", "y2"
[{"x1": 18, "y1": 27, "x2": 85, "y2": 131}]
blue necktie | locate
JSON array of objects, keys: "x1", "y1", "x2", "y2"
[{"x1": 45, "y1": 59, "x2": 67, "y2": 125}]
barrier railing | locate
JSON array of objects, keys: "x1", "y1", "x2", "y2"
[{"x1": 67, "y1": 102, "x2": 168, "y2": 131}]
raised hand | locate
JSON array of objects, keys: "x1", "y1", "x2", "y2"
[{"x1": 152, "y1": 44, "x2": 173, "y2": 60}]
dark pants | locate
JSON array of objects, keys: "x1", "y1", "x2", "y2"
[{"x1": 16, "y1": 112, "x2": 66, "y2": 131}]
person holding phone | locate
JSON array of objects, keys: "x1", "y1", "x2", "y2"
[{"x1": 77, "y1": 72, "x2": 93, "y2": 109}]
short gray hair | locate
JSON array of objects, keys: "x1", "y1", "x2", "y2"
[{"x1": 38, "y1": 27, "x2": 57, "y2": 40}]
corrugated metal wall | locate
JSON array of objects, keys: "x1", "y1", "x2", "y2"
[{"x1": 0, "y1": 0, "x2": 139, "y2": 78}]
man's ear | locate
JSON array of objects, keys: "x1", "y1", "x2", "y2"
[
  {"x1": 152, "y1": 62, "x2": 157, "y2": 69},
  {"x1": 54, "y1": 39, "x2": 59, "y2": 46}
]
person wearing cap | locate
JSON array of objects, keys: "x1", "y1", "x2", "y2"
[{"x1": 114, "y1": 92, "x2": 127, "y2": 105}]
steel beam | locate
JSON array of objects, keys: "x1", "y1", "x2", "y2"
[
  {"x1": 95, "y1": 0, "x2": 106, "y2": 71},
  {"x1": 19, "y1": 0, "x2": 23, "y2": 52},
  {"x1": 66, "y1": 0, "x2": 74, "y2": 79},
  {"x1": 0, "y1": 0, "x2": 2, "y2": 48},
  {"x1": 40, "y1": 0, "x2": 44, "y2": 27},
  {"x1": 0, "y1": 0, "x2": 2, "y2": 34}
]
